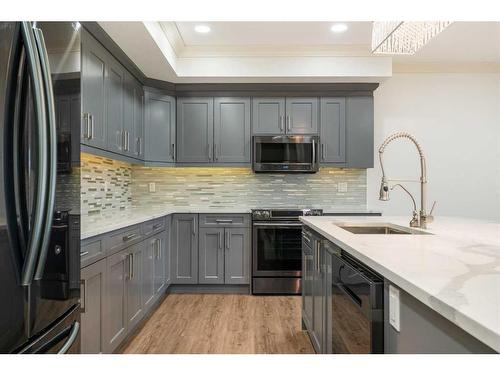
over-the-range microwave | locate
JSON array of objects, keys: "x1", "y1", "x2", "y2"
[{"x1": 252, "y1": 135, "x2": 319, "y2": 173}]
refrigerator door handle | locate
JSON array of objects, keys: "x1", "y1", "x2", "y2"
[
  {"x1": 33, "y1": 26, "x2": 57, "y2": 280},
  {"x1": 18, "y1": 22, "x2": 49, "y2": 286},
  {"x1": 57, "y1": 322, "x2": 80, "y2": 354}
]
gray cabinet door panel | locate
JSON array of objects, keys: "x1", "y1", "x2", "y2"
[
  {"x1": 133, "y1": 82, "x2": 144, "y2": 159},
  {"x1": 311, "y1": 236, "x2": 324, "y2": 353},
  {"x1": 154, "y1": 230, "x2": 167, "y2": 294},
  {"x1": 346, "y1": 97, "x2": 374, "y2": 168},
  {"x1": 104, "y1": 248, "x2": 128, "y2": 353},
  {"x1": 224, "y1": 228, "x2": 250, "y2": 284},
  {"x1": 320, "y1": 98, "x2": 346, "y2": 164},
  {"x1": 81, "y1": 30, "x2": 107, "y2": 148},
  {"x1": 252, "y1": 97, "x2": 285, "y2": 135},
  {"x1": 126, "y1": 245, "x2": 144, "y2": 332},
  {"x1": 214, "y1": 97, "x2": 251, "y2": 163},
  {"x1": 164, "y1": 216, "x2": 172, "y2": 287},
  {"x1": 198, "y1": 228, "x2": 224, "y2": 284},
  {"x1": 105, "y1": 57, "x2": 125, "y2": 154},
  {"x1": 177, "y1": 98, "x2": 213, "y2": 163},
  {"x1": 301, "y1": 238, "x2": 314, "y2": 332},
  {"x1": 286, "y1": 97, "x2": 318, "y2": 134},
  {"x1": 142, "y1": 238, "x2": 155, "y2": 311},
  {"x1": 145, "y1": 92, "x2": 175, "y2": 163},
  {"x1": 171, "y1": 214, "x2": 199, "y2": 284},
  {"x1": 81, "y1": 258, "x2": 106, "y2": 354}
]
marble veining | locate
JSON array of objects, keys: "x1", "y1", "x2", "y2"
[{"x1": 300, "y1": 215, "x2": 500, "y2": 352}]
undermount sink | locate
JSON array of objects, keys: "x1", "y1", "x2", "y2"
[{"x1": 338, "y1": 223, "x2": 432, "y2": 235}]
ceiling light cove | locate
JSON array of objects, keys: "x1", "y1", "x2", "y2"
[
  {"x1": 331, "y1": 23, "x2": 348, "y2": 33},
  {"x1": 194, "y1": 25, "x2": 211, "y2": 33}
]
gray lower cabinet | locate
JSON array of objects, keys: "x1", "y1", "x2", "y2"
[
  {"x1": 171, "y1": 214, "x2": 199, "y2": 284},
  {"x1": 198, "y1": 228, "x2": 225, "y2": 284},
  {"x1": 252, "y1": 97, "x2": 286, "y2": 134},
  {"x1": 81, "y1": 258, "x2": 106, "y2": 354},
  {"x1": 142, "y1": 236, "x2": 156, "y2": 311},
  {"x1": 286, "y1": 97, "x2": 319, "y2": 134},
  {"x1": 320, "y1": 98, "x2": 346, "y2": 164},
  {"x1": 214, "y1": 97, "x2": 251, "y2": 163},
  {"x1": 145, "y1": 90, "x2": 176, "y2": 163},
  {"x1": 126, "y1": 244, "x2": 144, "y2": 332},
  {"x1": 103, "y1": 248, "x2": 129, "y2": 353},
  {"x1": 154, "y1": 230, "x2": 168, "y2": 295},
  {"x1": 176, "y1": 98, "x2": 213, "y2": 163},
  {"x1": 301, "y1": 230, "x2": 314, "y2": 332},
  {"x1": 224, "y1": 228, "x2": 250, "y2": 284},
  {"x1": 310, "y1": 234, "x2": 324, "y2": 353}
]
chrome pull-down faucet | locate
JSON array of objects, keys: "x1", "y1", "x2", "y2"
[{"x1": 378, "y1": 132, "x2": 436, "y2": 229}]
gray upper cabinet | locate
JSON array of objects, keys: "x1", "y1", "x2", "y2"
[
  {"x1": 252, "y1": 97, "x2": 285, "y2": 134},
  {"x1": 214, "y1": 97, "x2": 251, "y2": 163},
  {"x1": 145, "y1": 91, "x2": 175, "y2": 164},
  {"x1": 320, "y1": 98, "x2": 346, "y2": 164},
  {"x1": 286, "y1": 97, "x2": 319, "y2": 134},
  {"x1": 198, "y1": 228, "x2": 225, "y2": 284},
  {"x1": 81, "y1": 29, "x2": 107, "y2": 149},
  {"x1": 171, "y1": 214, "x2": 199, "y2": 284},
  {"x1": 81, "y1": 258, "x2": 106, "y2": 354},
  {"x1": 345, "y1": 97, "x2": 374, "y2": 168},
  {"x1": 122, "y1": 72, "x2": 140, "y2": 158},
  {"x1": 224, "y1": 228, "x2": 250, "y2": 284},
  {"x1": 133, "y1": 82, "x2": 145, "y2": 159},
  {"x1": 105, "y1": 56, "x2": 125, "y2": 155},
  {"x1": 177, "y1": 98, "x2": 214, "y2": 163}
]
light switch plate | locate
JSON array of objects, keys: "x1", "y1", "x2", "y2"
[
  {"x1": 149, "y1": 182, "x2": 156, "y2": 193},
  {"x1": 338, "y1": 182, "x2": 348, "y2": 192},
  {"x1": 389, "y1": 285, "x2": 400, "y2": 332}
]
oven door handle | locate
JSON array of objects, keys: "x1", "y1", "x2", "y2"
[{"x1": 252, "y1": 222, "x2": 303, "y2": 227}]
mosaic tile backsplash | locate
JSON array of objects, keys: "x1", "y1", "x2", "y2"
[{"x1": 81, "y1": 153, "x2": 367, "y2": 214}]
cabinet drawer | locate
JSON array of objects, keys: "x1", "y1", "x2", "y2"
[
  {"x1": 81, "y1": 237, "x2": 105, "y2": 268},
  {"x1": 104, "y1": 225, "x2": 142, "y2": 256},
  {"x1": 142, "y1": 217, "x2": 166, "y2": 238},
  {"x1": 199, "y1": 214, "x2": 250, "y2": 228}
]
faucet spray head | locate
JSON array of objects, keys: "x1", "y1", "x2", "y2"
[{"x1": 379, "y1": 179, "x2": 390, "y2": 201}]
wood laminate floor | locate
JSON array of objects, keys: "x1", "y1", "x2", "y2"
[{"x1": 122, "y1": 294, "x2": 315, "y2": 354}]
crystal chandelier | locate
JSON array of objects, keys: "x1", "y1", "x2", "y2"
[{"x1": 372, "y1": 21, "x2": 453, "y2": 54}]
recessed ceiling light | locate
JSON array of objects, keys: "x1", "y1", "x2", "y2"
[
  {"x1": 194, "y1": 25, "x2": 211, "y2": 33},
  {"x1": 331, "y1": 23, "x2": 348, "y2": 33}
]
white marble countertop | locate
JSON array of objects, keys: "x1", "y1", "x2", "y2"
[
  {"x1": 299, "y1": 215, "x2": 500, "y2": 352},
  {"x1": 81, "y1": 205, "x2": 379, "y2": 240}
]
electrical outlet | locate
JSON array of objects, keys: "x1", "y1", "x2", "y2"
[
  {"x1": 149, "y1": 182, "x2": 156, "y2": 193},
  {"x1": 389, "y1": 285, "x2": 400, "y2": 332},
  {"x1": 338, "y1": 182, "x2": 348, "y2": 193}
]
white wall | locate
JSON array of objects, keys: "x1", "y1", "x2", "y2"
[{"x1": 368, "y1": 73, "x2": 500, "y2": 222}]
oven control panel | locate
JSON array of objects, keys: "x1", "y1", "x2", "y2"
[{"x1": 252, "y1": 209, "x2": 323, "y2": 220}]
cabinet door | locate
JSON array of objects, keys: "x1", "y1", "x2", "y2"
[
  {"x1": 214, "y1": 97, "x2": 251, "y2": 163},
  {"x1": 323, "y1": 250, "x2": 333, "y2": 354},
  {"x1": 320, "y1": 98, "x2": 346, "y2": 164},
  {"x1": 171, "y1": 214, "x2": 199, "y2": 284},
  {"x1": 176, "y1": 98, "x2": 214, "y2": 163},
  {"x1": 164, "y1": 216, "x2": 171, "y2": 287},
  {"x1": 145, "y1": 92, "x2": 175, "y2": 163},
  {"x1": 198, "y1": 228, "x2": 224, "y2": 284},
  {"x1": 105, "y1": 56, "x2": 125, "y2": 154},
  {"x1": 142, "y1": 238, "x2": 156, "y2": 311},
  {"x1": 224, "y1": 228, "x2": 250, "y2": 284},
  {"x1": 345, "y1": 96, "x2": 374, "y2": 168},
  {"x1": 154, "y1": 231, "x2": 168, "y2": 294},
  {"x1": 301, "y1": 239, "x2": 314, "y2": 332},
  {"x1": 70, "y1": 94, "x2": 81, "y2": 165},
  {"x1": 126, "y1": 244, "x2": 144, "y2": 332},
  {"x1": 133, "y1": 82, "x2": 144, "y2": 159},
  {"x1": 122, "y1": 72, "x2": 135, "y2": 157},
  {"x1": 286, "y1": 97, "x2": 318, "y2": 134},
  {"x1": 103, "y1": 248, "x2": 128, "y2": 353},
  {"x1": 81, "y1": 30, "x2": 106, "y2": 148},
  {"x1": 252, "y1": 97, "x2": 285, "y2": 134},
  {"x1": 81, "y1": 258, "x2": 106, "y2": 354},
  {"x1": 311, "y1": 237, "x2": 324, "y2": 353}
]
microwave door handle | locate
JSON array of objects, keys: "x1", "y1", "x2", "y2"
[{"x1": 33, "y1": 26, "x2": 57, "y2": 280}]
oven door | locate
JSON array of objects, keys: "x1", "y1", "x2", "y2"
[
  {"x1": 252, "y1": 221, "x2": 303, "y2": 277},
  {"x1": 253, "y1": 135, "x2": 318, "y2": 172}
]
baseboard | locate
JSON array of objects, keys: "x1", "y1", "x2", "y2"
[{"x1": 168, "y1": 284, "x2": 250, "y2": 294}]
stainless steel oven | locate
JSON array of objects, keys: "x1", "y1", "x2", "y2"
[
  {"x1": 253, "y1": 135, "x2": 319, "y2": 173},
  {"x1": 252, "y1": 208, "x2": 322, "y2": 294}
]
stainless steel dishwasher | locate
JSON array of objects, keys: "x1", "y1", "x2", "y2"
[{"x1": 325, "y1": 242, "x2": 384, "y2": 354}]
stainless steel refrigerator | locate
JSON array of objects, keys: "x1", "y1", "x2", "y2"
[{"x1": 0, "y1": 21, "x2": 81, "y2": 353}]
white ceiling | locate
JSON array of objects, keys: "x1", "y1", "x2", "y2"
[{"x1": 98, "y1": 21, "x2": 500, "y2": 83}]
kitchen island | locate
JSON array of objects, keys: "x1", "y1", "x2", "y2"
[{"x1": 299, "y1": 215, "x2": 500, "y2": 353}]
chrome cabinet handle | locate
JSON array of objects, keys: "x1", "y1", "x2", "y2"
[
  {"x1": 123, "y1": 233, "x2": 139, "y2": 242},
  {"x1": 208, "y1": 143, "x2": 212, "y2": 161},
  {"x1": 171, "y1": 143, "x2": 175, "y2": 161},
  {"x1": 126, "y1": 131, "x2": 130, "y2": 151},
  {"x1": 153, "y1": 223, "x2": 162, "y2": 231},
  {"x1": 83, "y1": 113, "x2": 90, "y2": 139},
  {"x1": 214, "y1": 144, "x2": 218, "y2": 161},
  {"x1": 89, "y1": 114, "x2": 94, "y2": 139},
  {"x1": 225, "y1": 231, "x2": 230, "y2": 250},
  {"x1": 215, "y1": 219, "x2": 233, "y2": 223},
  {"x1": 218, "y1": 232, "x2": 222, "y2": 249},
  {"x1": 302, "y1": 234, "x2": 311, "y2": 243},
  {"x1": 80, "y1": 251, "x2": 89, "y2": 257},
  {"x1": 287, "y1": 115, "x2": 291, "y2": 132},
  {"x1": 279, "y1": 115, "x2": 284, "y2": 131},
  {"x1": 80, "y1": 280, "x2": 86, "y2": 313},
  {"x1": 136, "y1": 137, "x2": 141, "y2": 155}
]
